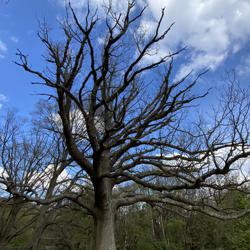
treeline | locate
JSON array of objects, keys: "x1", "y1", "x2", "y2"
[{"x1": 1, "y1": 190, "x2": 249, "y2": 250}]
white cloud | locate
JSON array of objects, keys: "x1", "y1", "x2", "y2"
[
  {"x1": 0, "y1": 164, "x2": 76, "y2": 197},
  {"x1": 54, "y1": 0, "x2": 250, "y2": 77},
  {"x1": 0, "y1": 39, "x2": 7, "y2": 59},
  {"x1": 30, "y1": 164, "x2": 72, "y2": 192},
  {"x1": 52, "y1": 109, "x2": 105, "y2": 138},
  {"x1": 10, "y1": 36, "x2": 19, "y2": 43},
  {"x1": 0, "y1": 94, "x2": 7, "y2": 109},
  {"x1": 0, "y1": 94, "x2": 7, "y2": 102},
  {"x1": 97, "y1": 36, "x2": 105, "y2": 45},
  {"x1": 177, "y1": 52, "x2": 227, "y2": 80},
  {"x1": 56, "y1": 0, "x2": 127, "y2": 11},
  {"x1": 141, "y1": 0, "x2": 250, "y2": 78},
  {"x1": 0, "y1": 40, "x2": 7, "y2": 53},
  {"x1": 236, "y1": 55, "x2": 250, "y2": 77}
]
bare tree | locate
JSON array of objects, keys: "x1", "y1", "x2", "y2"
[
  {"x1": 0, "y1": 110, "x2": 78, "y2": 249},
  {"x1": 26, "y1": 102, "x2": 78, "y2": 250},
  {"x1": 0, "y1": 111, "x2": 43, "y2": 248},
  {"x1": 15, "y1": 1, "x2": 250, "y2": 249}
]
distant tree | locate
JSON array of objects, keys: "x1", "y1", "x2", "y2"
[
  {"x1": 26, "y1": 102, "x2": 75, "y2": 250},
  {"x1": 0, "y1": 110, "x2": 77, "y2": 249},
  {"x1": 0, "y1": 111, "x2": 41, "y2": 248},
  {"x1": 15, "y1": 1, "x2": 250, "y2": 249}
]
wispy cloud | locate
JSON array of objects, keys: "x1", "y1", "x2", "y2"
[
  {"x1": 236, "y1": 55, "x2": 250, "y2": 77},
  {"x1": 55, "y1": 0, "x2": 127, "y2": 10},
  {"x1": 0, "y1": 94, "x2": 8, "y2": 109},
  {"x1": 0, "y1": 94, "x2": 7, "y2": 102},
  {"x1": 0, "y1": 40, "x2": 7, "y2": 52},
  {"x1": 54, "y1": 0, "x2": 250, "y2": 78},
  {"x1": 141, "y1": 0, "x2": 250, "y2": 78},
  {"x1": 10, "y1": 36, "x2": 19, "y2": 43},
  {"x1": 0, "y1": 39, "x2": 7, "y2": 59}
]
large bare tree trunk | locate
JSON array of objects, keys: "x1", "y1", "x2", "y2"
[
  {"x1": 94, "y1": 204, "x2": 116, "y2": 250},
  {"x1": 93, "y1": 152, "x2": 116, "y2": 250}
]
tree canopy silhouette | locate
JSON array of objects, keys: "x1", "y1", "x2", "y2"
[{"x1": 14, "y1": 1, "x2": 250, "y2": 249}]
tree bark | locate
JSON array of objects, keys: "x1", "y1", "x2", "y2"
[
  {"x1": 94, "y1": 204, "x2": 116, "y2": 250},
  {"x1": 92, "y1": 148, "x2": 116, "y2": 250},
  {"x1": 93, "y1": 156, "x2": 116, "y2": 249}
]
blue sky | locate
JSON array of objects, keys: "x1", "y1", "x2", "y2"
[
  {"x1": 0, "y1": 0, "x2": 250, "y2": 116},
  {"x1": 0, "y1": 0, "x2": 62, "y2": 114}
]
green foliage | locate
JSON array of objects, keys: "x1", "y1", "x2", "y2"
[{"x1": 0, "y1": 190, "x2": 250, "y2": 249}]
